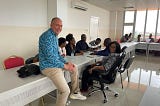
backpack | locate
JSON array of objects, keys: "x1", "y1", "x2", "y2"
[
  {"x1": 25, "y1": 54, "x2": 39, "y2": 64},
  {"x1": 17, "y1": 64, "x2": 40, "y2": 78}
]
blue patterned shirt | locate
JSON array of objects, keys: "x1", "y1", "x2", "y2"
[{"x1": 39, "y1": 28, "x2": 67, "y2": 71}]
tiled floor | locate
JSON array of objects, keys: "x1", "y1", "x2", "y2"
[{"x1": 30, "y1": 55, "x2": 160, "y2": 106}]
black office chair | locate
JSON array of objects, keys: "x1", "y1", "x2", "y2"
[
  {"x1": 121, "y1": 46, "x2": 127, "y2": 53},
  {"x1": 118, "y1": 55, "x2": 135, "y2": 89},
  {"x1": 87, "y1": 53, "x2": 125, "y2": 103}
]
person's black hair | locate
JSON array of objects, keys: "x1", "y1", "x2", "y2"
[
  {"x1": 58, "y1": 37, "x2": 66, "y2": 46},
  {"x1": 109, "y1": 41, "x2": 121, "y2": 53},
  {"x1": 138, "y1": 34, "x2": 141, "y2": 37},
  {"x1": 81, "y1": 34, "x2": 86, "y2": 40},
  {"x1": 66, "y1": 33, "x2": 74, "y2": 42},
  {"x1": 124, "y1": 34, "x2": 129, "y2": 40},
  {"x1": 104, "y1": 38, "x2": 111, "y2": 48},
  {"x1": 96, "y1": 38, "x2": 101, "y2": 41},
  {"x1": 129, "y1": 33, "x2": 132, "y2": 37}
]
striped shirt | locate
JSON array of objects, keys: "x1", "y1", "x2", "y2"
[{"x1": 103, "y1": 53, "x2": 119, "y2": 71}]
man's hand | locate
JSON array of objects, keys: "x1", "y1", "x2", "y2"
[{"x1": 64, "y1": 62, "x2": 75, "y2": 72}]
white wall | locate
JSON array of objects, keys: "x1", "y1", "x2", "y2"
[
  {"x1": 0, "y1": 0, "x2": 47, "y2": 26},
  {"x1": 59, "y1": 0, "x2": 110, "y2": 44},
  {"x1": 0, "y1": 0, "x2": 47, "y2": 69},
  {"x1": 109, "y1": 11, "x2": 124, "y2": 41},
  {"x1": 0, "y1": 0, "x2": 110, "y2": 70}
]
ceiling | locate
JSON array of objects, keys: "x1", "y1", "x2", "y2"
[{"x1": 81, "y1": 0, "x2": 160, "y2": 11}]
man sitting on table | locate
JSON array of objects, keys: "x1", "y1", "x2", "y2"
[{"x1": 39, "y1": 17, "x2": 86, "y2": 106}]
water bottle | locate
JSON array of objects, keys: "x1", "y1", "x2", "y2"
[{"x1": 71, "y1": 50, "x2": 74, "y2": 56}]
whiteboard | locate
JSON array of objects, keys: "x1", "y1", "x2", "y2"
[{"x1": 89, "y1": 16, "x2": 99, "y2": 41}]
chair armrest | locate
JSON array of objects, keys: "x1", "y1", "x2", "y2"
[{"x1": 93, "y1": 69, "x2": 108, "y2": 76}]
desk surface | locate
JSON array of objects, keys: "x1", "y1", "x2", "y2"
[
  {"x1": 120, "y1": 42, "x2": 138, "y2": 48},
  {"x1": 0, "y1": 68, "x2": 45, "y2": 93},
  {"x1": 136, "y1": 42, "x2": 160, "y2": 50},
  {"x1": 66, "y1": 54, "x2": 101, "y2": 66},
  {"x1": 0, "y1": 53, "x2": 103, "y2": 106},
  {"x1": 0, "y1": 67, "x2": 55, "y2": 106}
]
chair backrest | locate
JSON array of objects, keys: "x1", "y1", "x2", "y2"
[
  {"x1": 117, "y1": 52, "x2": 126, "y2": 68},
  {"x1": 102, "y1": 54, "x2": 125, "y2": 83},
  {"x1": 123, "y1": 56, "x2": 135, "y2": 69},
  {"x1": 121, "y1": 46, "x2": 127, "y2": 53},
  {"x1": 3, "y1": 55, "x2": 25, "y2": 70}
]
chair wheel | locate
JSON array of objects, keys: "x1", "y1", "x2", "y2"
[
  {"x1": 106, "y1": 86, "x2": 109, "y2": 90},
  {"x1": 87, "y1": 94, "x2": 91, "y2": 97},
  {"x1": 66, "y1": 101, "x2": 71, "y2": 106},
  {"x1": 103, "y1": 99, "x2": 107, "y2": 103},
  {"x1": 114, "y1": 93, "x2": 119, "y2": 97}
]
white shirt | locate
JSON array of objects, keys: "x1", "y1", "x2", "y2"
[
  {"x1": 59, "y1": 47, "x2": 66, "y2": 57},
  {"x1": 89, "y1": 40, "x2": 101, "y2": 49}
]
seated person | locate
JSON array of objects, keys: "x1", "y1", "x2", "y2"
[
  {"x1": 58, "y1": 37, "x2": 66, "y2": 57},
  {"x1": 120, "y1": 34, "x2": 128, "y2": 43},
  {"x1": 76, "y1": 34, "x2": 90, "y2": 53},
  {"x1": 137, "y1": 34, "x2": 142, "y2": 42},
  {"x1": 145, "y1": 33, "x2": 155, "y2": 43},
  {"x1": 90, "y1": 38, "x2": 111, "y2": 56},
  {"x1": 157, "y1": 38, "x2": 160, "y2": 43},
  {"x1": 149, "y1": 33, "x2": 154, "y2": 42},
  {"x1": 127, "y1": 33, "x2": 133, "y2": 42},
  {"x1": 135, "y1": 34, "x2": 147, "y2": 54},
  {"x1": 89, "y1": 38, "x2": 101, "y2": 50},
  {"x1": 154, "y1": 38, "x2": 160, "y2": 56},
  {"x1": 81, "y1": 41, "x2": 121, "y2": 92},
  {"x1": 65, "y1": 33, "x2": 83, "y2": 56}
]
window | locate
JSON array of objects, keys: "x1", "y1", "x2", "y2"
[
  {"x1": 123, "y1": 11, "x2": 135, "y2": 36},
  {"x1": 156, "y1": 10, "x2": 160, "y2": 40},
  {"x1": 124, "y1": 9, "x2": 160, "y2": 41},
  {"x1": 123, "y1": 26, "x2": 133, "y2": 35},
  {"x1": 145, "y1": 10, "x2": 158, "y2": 39},
  {"x1": 135, "y1": 11, "x2": 146, "y2": 38},
  {"x1": 124, "y1": 11, "x2": 134, "y2": 23}
]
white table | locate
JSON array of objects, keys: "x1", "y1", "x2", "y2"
[
  {"x1": 136, "y1": 42, "x2": 160, "y2": 51},
  {"x1": 0, "y1": 54, "x2": 103, "y2": 106},
  {"x1": 136, "y1": 42, "x2": 160, "y2": 58},
  {"x1": 136, "y1": 42, "x2": 149, "y2": 50},
  {"x1": 148, "y1": 43, "x2": 160, "y2": 51},
  {"x1": 65, "y1": 53, "x2": 103, "y2": 82},
  {"x1": 0, "y1": 68, "x2": 55, "y2": 106}
]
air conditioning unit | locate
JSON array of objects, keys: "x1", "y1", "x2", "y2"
[{"x1": 72, "y1": 0, "x2": 88, "y2": 11}]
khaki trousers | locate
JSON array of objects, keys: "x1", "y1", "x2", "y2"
[{"x1": 41, "y1": 67, "x2": 80, "y2": 106}]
